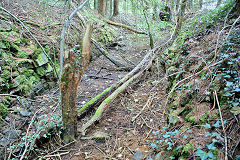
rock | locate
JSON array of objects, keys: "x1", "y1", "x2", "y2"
[
  {"x1": 19, "y1": 110, "x2": 31, "y2": 117},
  {"x1": 132, "y1": 151, "x2": 145, "y2": 160},
  {"x1": 33, "y1": 52, "x2": 48, "y2": 67},
  {"x1": 5, "y1": 116, "x2": 10, "y2": 122},
  {"x1": 154, "y1": 151, "x2": 170, "y2": 160},
  {"x1": 0, "y1": 138, "x2": 9, "y2": 147}
]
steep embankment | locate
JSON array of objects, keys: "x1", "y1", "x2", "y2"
[{"x1": 150, "y1": 1, "x2": 240, "y2": 159}]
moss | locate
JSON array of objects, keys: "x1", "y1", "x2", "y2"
[
  {"x1": 0, "y1": 103, "x2": 7, "y2": 118},
  {"x1": 16, "y1": 50, "x2": 29, "y2": 58},
  {"x1": 199, "y1": 113, "x2": 209, "y2": 123},
  {"x1": 182, "y1": 143, "x2": 192, "y2": 155},
  {"x1": 36, "y1": 67, "x2": 46, "y2": 77},
  {"x1": 188, "y1": 116, "x2": 196, "y2": 125},
  {"x1": 29, "y1": 75, "x2": 40, "y2": 83}
]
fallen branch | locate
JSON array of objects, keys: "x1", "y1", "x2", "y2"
[
  {"x1": 131, "y1": 96, "x2": 153, "y2": 122},
  {"x1": 103, "y1": 19, "x2": 147, "y2": 35},
  {"x1": 215, "y1": 90, "x2": 228, "y2": 160},
  {"x1": 69, "y1": 0, "x2": 86, "y2": 28},
  {"x1": 77, "y1": 50, "x2": 154, "y2": 116},
  {"x1": 80, "y1": 51, "x2": 154, "y2": 135},
  {"x1": 91, "y1": 39, "x2": 131, "y2": 70}
]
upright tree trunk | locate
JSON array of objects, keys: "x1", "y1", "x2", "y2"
[
  {"x1": 98, "y1": 0, "x2": 106, "y2": 15},
  {"x1": 113, "y1": 0, "x2": 119, "y2": 16},
  {"x1": 110, "y1": 0, "x2": 113, "y2": 16},
  {"x1": 94, "y1": 0, "x2": 98, "y2": 10},
  {"x1": 199, "y1": 0, "x2": 203, "y2": 9},
  {"x1": 172, "y1": 0, "x2": 187, "y2": 40},
  {"x1": 61, "y1": 23, "x2": 93, "y2": 143},
  {"x1": 216, "y1": 0, "x2": 222, "y2": 7}
]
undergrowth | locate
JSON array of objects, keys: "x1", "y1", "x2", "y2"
[{"x1": 150, "y1": 1, "x2": 240, "y2": 159}]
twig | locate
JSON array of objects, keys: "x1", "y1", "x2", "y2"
[
  {"x1": 214, "y1": 15, "x2": 240, "y2": 60},
  {"x1": 214, "y1": 90, "x2": 228, "y2": 160},
  {"x1": 41, "y1": 152, "x2": 70, "y2": 158},
  {"x1": 20, "y1": 107, "x2": 46, "y2": 160},
  {"x1": 131, "y1": 97, "x2": 153, "y2": 122},
  {"x1": 45, "y1": 141, "x2": 76, "y2": 155}
]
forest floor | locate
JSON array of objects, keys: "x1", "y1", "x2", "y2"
[
  {"x1": 1, "y1": 1, "x2": 239, "y2": 160},
  {"x1": 37, "y1": 29, "x2": 169, "y2": 160}
]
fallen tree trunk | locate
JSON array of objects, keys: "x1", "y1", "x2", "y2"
[
  {"x1": 78, "y1": 50, "x2": 154, "y2": 135},
  {"x1": 77, "y1": 49, "x2": 153, "y2": 115},
  {"x1": 103, "y1": 19, "x2": 147, "y2": 35}
]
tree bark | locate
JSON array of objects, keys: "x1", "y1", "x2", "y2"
[
  {"x1": 110, "y1": 0, "x2": 113, "y2": 16},
  {"x1": 216, "y1": 0, "x2": 222, "y2": 7},
  {"x1": 172, "y1": 0, "x2": 187, "y2": 40},
  {"x1": 98, "y1": 0, "x2": 105, "y2": 15},
  {"x1": 94, "y1": 0, "x2": 98, "y2": 10},
  {"x1": 199, "y1": 0, "x2": 203, "y2": 9},
  {"x1": 61, "y1": 23, "x2": 92, "y2": 143},
  {"x1": 112, "y1": 0, "x2": 119, "y2": 17}
]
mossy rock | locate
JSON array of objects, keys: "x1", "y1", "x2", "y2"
[{"x1": 32, "y1": 48, "x2": 49, "y2": 67}]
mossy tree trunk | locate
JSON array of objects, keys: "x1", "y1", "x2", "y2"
[{"x1": 61, "y1": 23, "x2": 92, "y2": 143}]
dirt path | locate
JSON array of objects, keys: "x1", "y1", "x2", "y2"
[{"x1": 58, "y1": 31, "x2": 168, "y2": 160}]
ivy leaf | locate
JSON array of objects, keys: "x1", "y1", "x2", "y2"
[
  {"x1": 163, "y1": 134, "x2": 170, "y2": 138},
  {"x1": 153, "y1": 131, "x2": 160, "y2": 135},
  {"x1": 211, "y1": 132, "x2": 220, "y2": 137},
  {"x1": 226, "y1": 81, "x2": 233, "y2": 87},
  {"x1": 201, "y1": 123, "x2": 211, "y2": 129},
  {"x1": 223, "y1": 120, "x2": 227, "y2": 124},
  {"x1": 233, "y1": 88, "x2": 240, "y2": 92},
  {"x1": 206, "y1": 143, "x2": 216, "y2": 150},
  {"x1": 196, "y1": 149, "x2": 208, "y2": 160},
  {"x1": 205, "y1": 132, "x2": 211, "y2": 137},
  {"x1": 213, "y1": 121, "x2": 220, "y2": 127},
  {"x1": 187, "y1": 129, "x2": 193, "y2": 133},
  {"x1": 207, "y1": 152, "x2": 214, "y2": 159},
  {"x1": 150, "y1": 143, "x2": 157, "y2": 148}
]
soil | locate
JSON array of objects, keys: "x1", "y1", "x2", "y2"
[{"x1": 38, "y1": 30, "x2": 168, "y2": 160}]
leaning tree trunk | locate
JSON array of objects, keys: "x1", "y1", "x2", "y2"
[
  {"x1": 98, "y1": 0, "x2": 105, "y2": 15},
  {"x1": 112, "y1": 0, "x2": 119, "y2": 17},
  {"x1": 61, "y1": 23, "x2": 92, "y2": 143}
]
